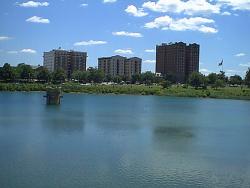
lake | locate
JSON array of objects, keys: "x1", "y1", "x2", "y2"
[{"x1": 0, "y1": 92, "x2": 250, "y2": 188}]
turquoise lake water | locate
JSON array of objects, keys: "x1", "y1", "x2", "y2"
[{"x1": 0, "y1": 92, "x2": 250, "y2": 188}]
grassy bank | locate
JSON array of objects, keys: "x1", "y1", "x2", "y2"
[{"x1": 0, "y1": 83, "x2": 250, "y2": 100}]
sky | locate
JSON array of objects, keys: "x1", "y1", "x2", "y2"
[{"x1": 0, "y1": 0, "x2": 250, "y2": 77}]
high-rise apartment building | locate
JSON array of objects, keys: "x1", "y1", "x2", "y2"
[
  {"x1": 43, "y1": 49, "x2": 87, "y2": 78},
  {"x1": 156, "y1": 42, "x2": 199, "y2": 83},
  {"x1": 98, "y1": 55, "x2": 142, "y2": 79},
  {"x1": 125, "y1": 57, "x2": 142, "y2": 79}
]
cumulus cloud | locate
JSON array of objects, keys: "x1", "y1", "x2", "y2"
[
  {"x1": 145, "y1": 49, "x2": 155, "y2": 53},
  {"x1": 221, "y1": 11, "x2": 231, "y2": 15},
  {"x1": 7, "y1": 51, "x2": 19, "y2": 54},
  {"x1": 143, "y1": 60, "x2": 156, "y2": 63},
  {"x1": 80, "y1": 3, "x2": 88, "y2": 7},
  {"x1": 200, "y1": 68, "x2": 211, "y2": 75},
  {"x1": 18, "y1": 1, "x2": 49, "y2": 7},
  {"x1": 114, "y1": 49, "x2": 133, "y2": 54},
  {"x1": 7, "y1": 49, "x2": 37, "y2": 54},
  {"x1": 142, "y1": 0, "x2": 220, "y2": 15},
  {"x1": 125, "y1": 5, "x2": 148, "y2": 17},
  {"x1": 112, "y1": 31, "x2": 143, "y2": 38},
  {"x1": 145, "y1": 16, "x2": 218, "y2": 33},
  {"x1": 21, "y1": 49, "x2": 37, "y2": 53},
  {"x1": 0, "y1": 36, "x2": 11, "y2": 41},
  {"x1": 235, "y1": 53, "x2": 246, "y2": 57},
  {"x1": 74, "y1": 40, "x2": 107, "y2": 46},
  {"x1": 103, "y1": 0, "x2": 117, "y2": 3},
  {"x1": 217, "y1": 0, "x2": 250, "y2": 11},
  {"x1": 239, "y1": 63, "x2": 250, "y2": 67},
  {"x1": 225, "y1": 69, "x2": 243, "y2": 76},
  {"x1": 26, "y1": 16, "x2": 50, "y2": 23}
]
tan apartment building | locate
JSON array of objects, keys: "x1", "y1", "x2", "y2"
[
  {"x1": 98, "y1": 55, "x2": 142, "y2": 79},
  {"x1": 156, "y1": 42, "x2": 199, "y2": 83},
  {"x1": 43, "y1": 49, "x2": 87, "y2": 78},
  {"x1": 125, "y1": 57, "x2": 142, "y2": 79}
]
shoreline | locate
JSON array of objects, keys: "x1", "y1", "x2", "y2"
[{"x1": 0, "y1": 83, "x2": 250, "y2": 101}]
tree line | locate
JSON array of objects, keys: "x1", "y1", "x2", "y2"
[{"x1": 0, "y1": 63, "x2": 250, "y2": 88}]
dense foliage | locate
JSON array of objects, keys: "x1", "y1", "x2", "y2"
[
  {"x1": 245, "y1": 68, "x2": 250, "y2": 87},
  {"x1": 0, "y1": 63, "x2": 16, "y2": 82},
  {"x1": 188, "y1": 72, "x2": 207, "y2": 89},
  {"x1": 52, "y1": 68, "x2": 67, "y2": 84},
  {"x1": 1, "y1": 63, "x2": 250, "y2": 99}
]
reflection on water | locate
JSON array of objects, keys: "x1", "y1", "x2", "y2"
[
  {"x1": 42, "y1": 106, "x2": 85, "y2": 133},
  {"x1": 0, "y1": 92, "x2": 250, "y2": 188},
  {"x1": 154, "y1": 126, "x2": 194, "y2": 138}
]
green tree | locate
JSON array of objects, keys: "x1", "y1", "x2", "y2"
[
  {"x1": 188, "y1": 72, "x2": 206, "y2": 89},
  {"x1": 122, "y1": 75, "x2": 130, "y2": 83},
  {"x1": 217, "y1": 71, "x2": 228, "y2": 83},
  {"x1": 87, "y1": 67, "x2": 104, "y2": 83},
  {"x1": 80, "y1": 71, "x2": 89, "y2": 83},
  {"x1": 72, "y1": 70, "x2": 88, "y2": 83},
  {"x1": 229, "y1": 75, "x2": 242, "y2": 86},
  {"x1": 155, "y1": 76, "x2": 164, "y2": 84},
  {"x1": 16, "y1": 64, "x2": 34, "y2": 81},
  {"x1": 72, "y1": 70, "x2": 82, "y2": 82},
  {"x1": 213, "y1": 79, "x2": 225, "y2": 89},
  {"x1": 141, "y1": 71, "x2": 155, "y2": 85},
  {"x1": 164, "y1": 73, "x2": 176, "y2": 83},
  {"x1": 131, "y1": 74, "x2": 141, "y2": 84},
  {"x1": 0, "y1": 63, "x2": 16, "y2": 82},
  {"x1": 113, "y1": 75, "x2": 122, "y2": 84},
  {"x1": 245, "y1": 68, "x2": 250, "y2": 87},
  {"x1": 207, "y1": 73, "x2": 218, "y2": 85},
  {"x1": 160, "y1": 80, "x2": 172, "y2": 89},
  {"x1": 104, "y1": 74, "x2": 113, "y2": 82},
  {"x1": 36, "y1": 66, "x2": 50, "y2": 83},
  {"x1": 0, "y1": 67, "x2": 2, "y2": 80},
  {"x1": 52, "y1": 68, "x2": 66, "y2": 83}
]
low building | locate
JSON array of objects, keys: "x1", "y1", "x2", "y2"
[
  {"x1": 98, "y1": 55, "x2": 142, "y2": 79},
  {"x1": 43, "y1": 49, "x2": 87, "y2": 78}
]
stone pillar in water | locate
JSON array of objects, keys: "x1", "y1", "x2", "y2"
[{"x1": 44, "y1": 88, "x2": 62, "y2": 105}]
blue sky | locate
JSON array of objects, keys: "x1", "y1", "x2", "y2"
[{"x1": 0, "y1": 0, "x2": 250, "y2": 76}]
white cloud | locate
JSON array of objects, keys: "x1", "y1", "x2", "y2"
[
  {"x1": 145, "y1": 16, "x2": 218, "y2": 33},
  {"x1": 114, "y1": 49, "x2": 133, "y2": 54},
  {"x1": 221, "y1": 11, "x2": 231, "y2": 15},
  {"x1": 26, "y1": 16, "x2": 50, "y2": 23},
  {"x1": 74, "y1": 40, "x2": 107, "y2": 46},
  {"x1": 226, "y1": 69, "x2": 241, "y2": 73},
  {"x1": 0, "y1": 36, "x2": 11, "y2": 41},
  {"x1": 112, "y1": 31, "x2": 143, "y2": 38},
  {"x1": 217, "y1": 0, "x2": 250, "y2": 11},
  {"x1": 142, "y1": 0, "x2": 220, "y2": 15},
  {"x1": 239, "y1": 63, "x2": 250, "y2": 67},
  {"x1": 235, "y1": 53, "x2": 246, "y2": 57},
  {"x1": 7, "y1": 51, "x2": 19, "y2": 54},
  {"x1": 225, "y1": 69, "x2": 243, "y2": 76},
  {"x1": 125, "y1": 5, "x2": 148, "y2": 17},
  {"x1": 80, "y1": 3, "x2": 88, "y2": 7},
  {"x1": 200, "y1": 68, "x2": 211, "y2": 75},
  {"x1": 7, "y1": 49, "x2": 36, "y2": 54},
  {"x1": 18, "y1": 1, "x2": 49, "y2": 7},
  {"x1": 145, "y1": 49, "x2": 155, "y2": 53},
  {"x1": 103, "y1": 0, "x2": 117, "y2": 3},
  {"x1": 21, "y1": 49, "x2": 37, "y2": 53},
  {"x1": 143, "y1": 60, "x2": 156, "y2": 63}
]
